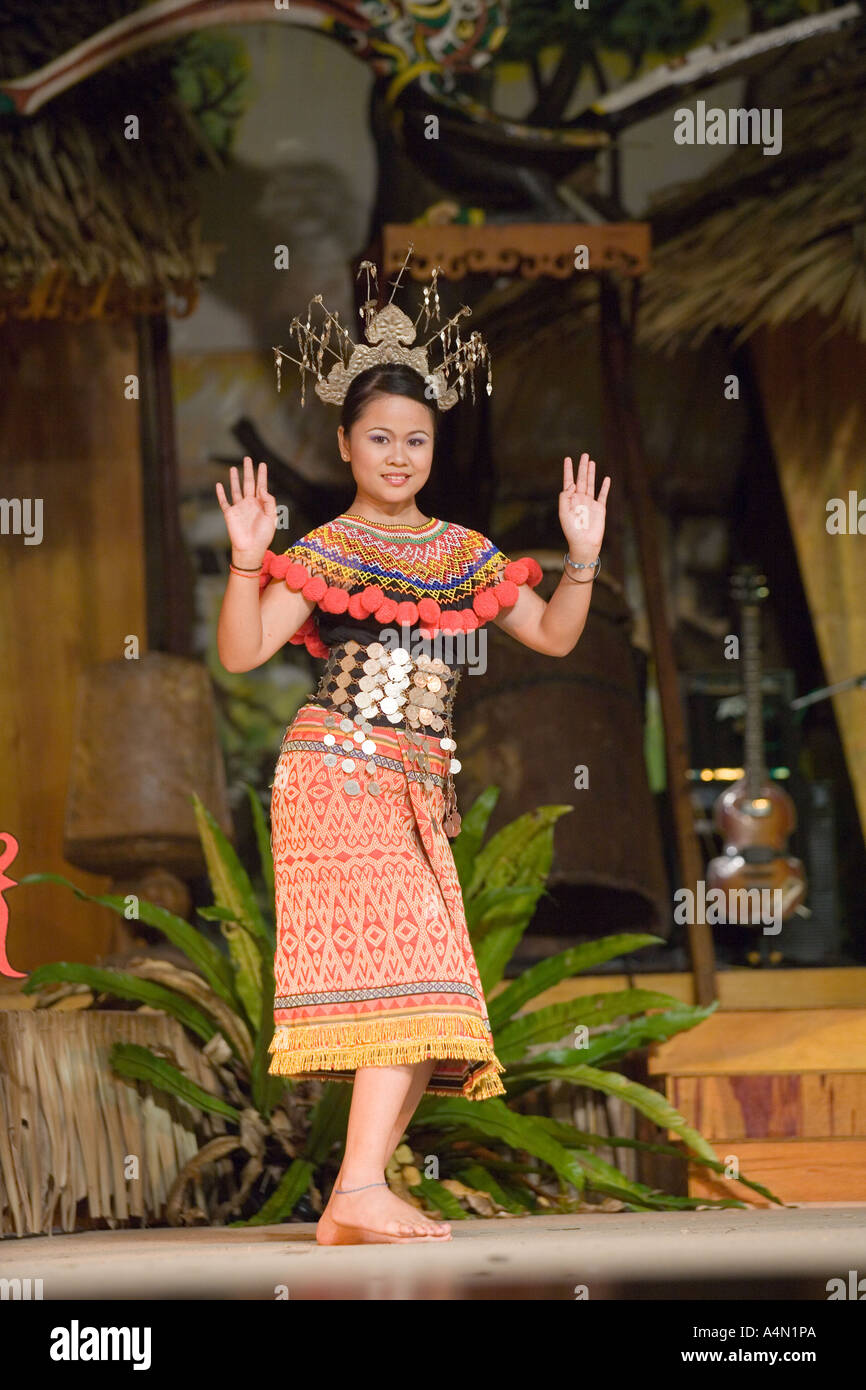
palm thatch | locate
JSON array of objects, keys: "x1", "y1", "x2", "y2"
[
  {"x1": 637, "y1": 31, "x2": 866, "y2": 352},
  {"x1": 0, "y1": 1008, "x2": 228, "y2": 1235},
  {"x1": 0, "y1": 1, "x2": 219, "y2": 318}
]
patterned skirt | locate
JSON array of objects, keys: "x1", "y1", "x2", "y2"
[{"x1": 267, "y1": 703, "x2": 506, "y2": 1100}]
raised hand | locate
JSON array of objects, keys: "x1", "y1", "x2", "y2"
[
  {"x1": 559, "y1": 453, "x2": 610, "y2": 562},
  {"x1": 215, "y1": 456, "x2": 277, "y2": 561}
]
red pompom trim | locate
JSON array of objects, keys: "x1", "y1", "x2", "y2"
[
  {"x1": 417, "y1": 597, "x2": 441, "y2": 624},
  {"x1": 265, "y1": 546, "x2": 542, "y2": 648},
  {"x1": 395, "y1": 600, "x2": 419, "y2": 626},
  {"x1": 377, "y1": 597, "x2": 398, "y2": 624},
  {"x1": 286, "y1": 612, "x2": 330, "y2": 659},
  {"x1": 473, "y1": 589, "x2": 499, "y2": 620},
  {"x1": 523, "y1": 556, "x2": 543, "y2": 587},
  {"x1": 284, "y1": 561, "x2": 310, "y2": 591},
  {"x1": 493, "y1": 578, "x2": 519, "y2": 608},
  {"x1": 503, "y1": 559, "x2": 529, "y2": 586},
  {"x1": 288, "y1": 614, "x2": 314, "y2": 645},
  {"x1": 302, "y1": 574, "x2": 327, "y2": 602},
  {"x1": 320, "y1": 585, "x2": 350, "y2": 614},
  {"x1": 360, "y1": 584, "x2": 385, "y2": 614},
  {"x1": 257, "y1": 549, "x2": 274, "y2": 589}
]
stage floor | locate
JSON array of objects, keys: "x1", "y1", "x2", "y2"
[{"x1": 2, "y1": 1204, "x2": 865, "y2": 1300}]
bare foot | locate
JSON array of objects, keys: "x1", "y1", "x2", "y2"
[{"x1": 317, "y1": 1181, "x2": 452, "y2": 1245}]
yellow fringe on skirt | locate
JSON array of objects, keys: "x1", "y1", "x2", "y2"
[{"x1": 268, "y1": 1013, "x2": 506, "y2": 1100}]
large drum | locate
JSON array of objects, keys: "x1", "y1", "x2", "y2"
[{"x1": 454, "y1": 554, "x2": 670, "y2": 940}]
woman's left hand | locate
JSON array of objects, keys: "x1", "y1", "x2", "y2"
[{"x1": 559, "y1": 453, "x2": 611, "y2": 561}]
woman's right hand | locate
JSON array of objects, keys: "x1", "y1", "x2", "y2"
[{"x1": 215, "y1": 456, "x2": 277, "y2": 562}]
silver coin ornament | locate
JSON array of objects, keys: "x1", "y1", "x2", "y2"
[{"x1": 316, "y1": 640, "x2": 460, "y2": 809}]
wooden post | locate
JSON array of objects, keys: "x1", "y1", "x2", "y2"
[
  {"x1": 136, "y1": 312, "x2": 192, "y2": 656},
  {"x1": 599, "y1": 274, "x2": 717, "y2": 1005}
]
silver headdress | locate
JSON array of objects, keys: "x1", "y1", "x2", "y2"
[{"x1": 273, "y1": 245, "x2": 492, "y2": 411}]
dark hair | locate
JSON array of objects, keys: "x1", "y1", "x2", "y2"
[{"x1": 340, "y1": 363, "x2": 438, "y2": 438}]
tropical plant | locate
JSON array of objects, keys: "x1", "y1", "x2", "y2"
[
  {"x1": 398, "y1": 788, "x2": 782, "y2": 1214},
  {"x1": 19, "y1": 786, "x2": 782, "y2": 1224}
]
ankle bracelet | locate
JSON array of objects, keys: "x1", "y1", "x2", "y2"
[{"x1": 333, "y1": 1180, "x2": 388, "y2": 1195}]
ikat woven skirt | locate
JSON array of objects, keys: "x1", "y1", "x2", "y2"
[{"x1": 267, "y1": 704, "x2": 505, "y2": 1099}]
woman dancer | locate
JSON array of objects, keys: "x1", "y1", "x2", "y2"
[{"x1": 216, "y1": 269, "x2": 609, "y2": 1246}]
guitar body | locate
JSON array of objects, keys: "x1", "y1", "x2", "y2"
[
  {"x1": 713, "y1": 775, "x2": 797, "y2": 851},
  {"x1": 706, "y1": 848, "x2": 807, "y2": 919}
]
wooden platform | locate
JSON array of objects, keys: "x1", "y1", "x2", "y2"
[
  {"x1": 647, "y1": 1009, "x2": 866, "y2": 1204},
  {"x1": 2, "y1": 1206, "x2": 864, "y2": 1300}
]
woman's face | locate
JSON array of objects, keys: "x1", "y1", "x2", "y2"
[{"x1": 337, "y1": 392, "x2": 435, "y2": 505}]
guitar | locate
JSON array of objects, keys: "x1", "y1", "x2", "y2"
[{"x1": 706, "y1": 566, "x2": 807, "y2": 922}]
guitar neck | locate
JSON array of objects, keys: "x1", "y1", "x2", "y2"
[{"x1": 742, "y1": 605, "x2": 768, "y2": 793}]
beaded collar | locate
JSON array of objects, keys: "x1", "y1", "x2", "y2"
[{"x1": 337, "y1": 513, "x2": 449, "y2": 543}]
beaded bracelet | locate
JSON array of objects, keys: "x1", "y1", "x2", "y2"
[
  {"x1": 229, "y1": 563, "x2": 263, "y2": 579},
  {"x1": 563, "y1": 552, "x2": 600, "y2": 583}
]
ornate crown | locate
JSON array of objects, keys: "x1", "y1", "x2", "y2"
[{"x1": 273, "y1": 246, "x2": 492, "y2": 411}]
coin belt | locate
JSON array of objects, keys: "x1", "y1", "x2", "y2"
[{"x1": 296, "y1": 639, "x2": 462, "y2": 834}]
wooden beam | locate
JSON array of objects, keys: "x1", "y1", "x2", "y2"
[{"x1": 598, "y1": 274, "x2": 717, "y2": 1005}]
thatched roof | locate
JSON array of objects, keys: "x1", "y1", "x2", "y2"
[
  {"x1": 0, "y1": 1, "x2": 217, "y2": 320},
  {"x1": 637, "y1": 29, "x2": 866, "y2": 351}
]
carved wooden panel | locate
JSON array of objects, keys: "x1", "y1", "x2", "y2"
[{"x1": 383, "y1": 223, "x2": 651, "y2": 280}]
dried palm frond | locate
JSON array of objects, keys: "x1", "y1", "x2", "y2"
[
  {"x1": 0, "y1": 1010, "x2": 222, "y2": 1235},
  {"x1": 638, "y1": 42, "x2": 866, "y2": 350}
]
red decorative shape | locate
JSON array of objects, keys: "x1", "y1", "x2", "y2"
[
  {"x1": 494, "y1": 579, "x2": 519, "y2": 608},
  {"x1": 377, "y1": 597, "x2": 398, "y2": 623},
  {"x1": 270, "y1": 553, "x2": 290, "y2": 580},
  {"x1": 257, "y1": 549, "x2": 275, "y2": 589},
  {"x1": 395, "y1": 600, "x2": 419, "y2": 625},
  {"x1": 347, "y1": 592, "x2": 368, "y2": 620},
  {"x1": 303, "y1": 574, "x2": 327, "y2": 602},
  {"x1": 285, "y1": 561, "x2": 312, "y2": 591},
  {"x1": 417, "y1": 597, "x2": 441, "y2": 624},
  {"x1": 320, "y1": 585, "x2": 350, "y2": 614},
  {"x1": 523, "y1": 556, "x2": 543, "y2": 587},
  {"x1": 287, "y1": 612, "x2": 329, "y2": 658},
  {"x1": 360, "y1": 584, "x2": 385, "y2": 614},
  {"x1": 439, "y1": 609, "x2": 461, "y2": 632},
  {"x1": 473, "y1": 588, "x2": 499, "y2": 621},
  {"x1": 504, "y1": 559, "x2": 529, "y2": 586}
]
